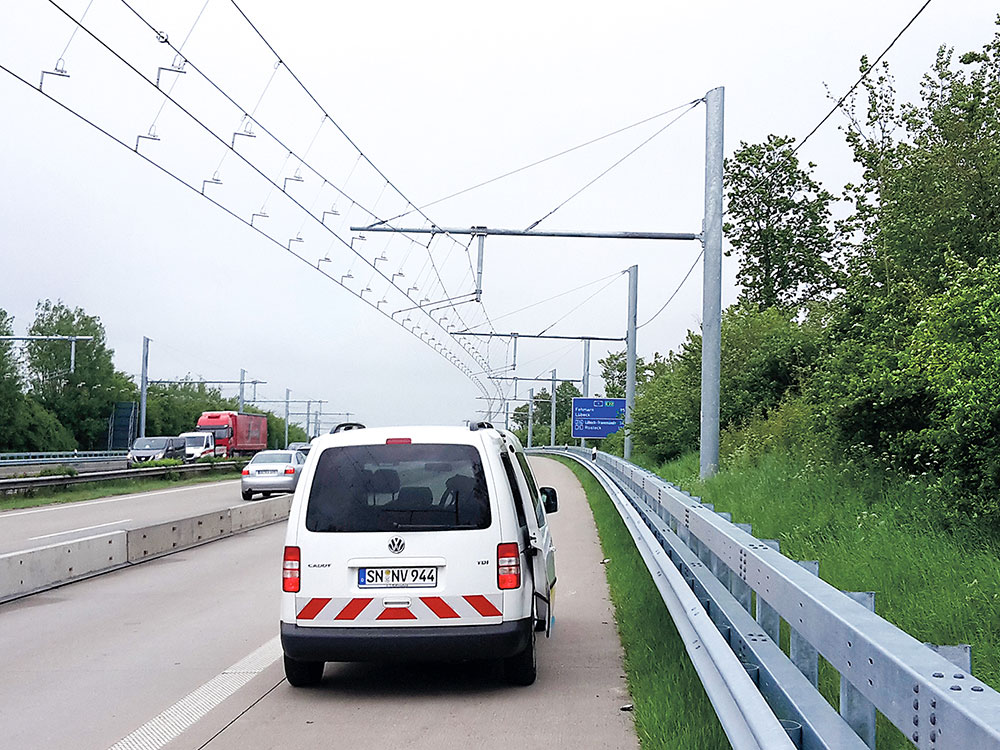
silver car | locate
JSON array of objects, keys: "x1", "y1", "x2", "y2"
[{"x1": 241, "y1": 450, "x2": 306, "y2": 501}]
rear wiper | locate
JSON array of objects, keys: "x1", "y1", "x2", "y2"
[{"x1": 391, "y1": 522, "x2": 451, "y2": 530}]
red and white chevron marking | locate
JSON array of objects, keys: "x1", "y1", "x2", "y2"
[{"x1": 295, "y1": 594, "x2": 503, "y2": 624}]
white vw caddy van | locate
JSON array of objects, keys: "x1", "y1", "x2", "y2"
[{"x1": 280, "y1": 423, "x2": 557, "y2": 686}]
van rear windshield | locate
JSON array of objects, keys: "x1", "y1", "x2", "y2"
[{"x1": 305, "y1": 444, "x2": 490, "y2": 532}]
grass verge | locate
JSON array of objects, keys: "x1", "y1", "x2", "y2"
[
  {"x1": 551, "y1": 455, "x2": 731, "y2": 749},
  {"x1": 650, "y1": 449, "x2": 1000, "y2": 749},
  {"x1": 0, "y1": 469, "x2": 242, "y2": 512}
]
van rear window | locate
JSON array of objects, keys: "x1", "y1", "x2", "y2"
[{"x1": 305, "y1": 444, "x2": 490, "y2": 532}]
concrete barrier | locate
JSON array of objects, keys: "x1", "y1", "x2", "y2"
[
  {"x1": 1, "y1": 495, "x2": 292, "y2": 603},
  {"x1": 0, "y1": 531, "x2": 128, "y2": 602},
  {"x1": 126, "y1": 510, "x2": 233, "y2": 562},
  {"x1": 231, "y1": 495, "x2": 293, "y2": 532}
]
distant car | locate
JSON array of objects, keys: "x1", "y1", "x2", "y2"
[
  {"x1": 180, "y1": 431, "x2": 224, "y2": 462},
  {"x1": 128, "y1": 436, "x2": 186, "y2": 467},
  {"x1": 241, "y1": 450, "x2": 307, "y2": 501},
  {"x1": 287, "y1": 442, "x2": 312, "y2": 455}
]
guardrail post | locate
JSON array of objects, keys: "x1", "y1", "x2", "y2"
[
  {"x1": 790, "y1": 560, "x2": 820, "y2": 686},
  {"x1": 756, "y1": 539, "x2": 781, "y2": 643},
  {"x1": 841, "y1": 591, "x2": 877, "y2": 748},
  {"x1": 730, "y1": 522, "x2": 753, "y2": 611},
  {"x1": 925, "y1": 643, "x2": 972, "y2": 673}
]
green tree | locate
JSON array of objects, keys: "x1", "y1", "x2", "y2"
[
  {"x1": 724, "y1": 134, "x2": 839, "y2": 309},
  {"x1": 25, "y1": 300, "x2": 135, "y2": 449},
  {"x1": 0, "y1": 309, "x2": 21, "y2": 444}
]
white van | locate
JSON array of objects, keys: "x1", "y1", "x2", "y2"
[
  {"x1": 280, "y1": 423, "x2": 557, "y2": 686},
  {"x1": 179, "y1": 431, "x2": 222, "y2": 462}
]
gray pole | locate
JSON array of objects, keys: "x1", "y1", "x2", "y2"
[
  {"x1": 284, "y1": 389, "x2": 290, "y2": 448},
  {"x1": 238, "y1": 368, "x2": 246, "y2": 412},
  {"x1": 527, "y1": 388, "x2": 534, "y2": 448},
  {"x1": 475, "y1": 229, "x2": 485, "y2": 301},
  {"x1": 305, "y1": 400, "x2": 312, "y2": 438},
  {"x1": 139, "y1": 336, "x2": 149, "y2": 438},
  {"x1": 624, "y1": 264, "x2": 638, "y2": 460},
  {"x1": 69, "y1": 338, "x2": 77, "y2": 374},
  {"x1": 581, "y1": 339, "x2": 591, "y2": 448},
  {"x1": 700, "y1": 86, "x2": 724, "y2": 479},
  {"x1": 550, "y1": 369, "x2": 557, "y2": 446},
  {"x1": 316, "y1": 401, "x2": 322, "y2": 438}
]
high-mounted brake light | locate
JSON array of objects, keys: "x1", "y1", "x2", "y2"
[
  {"x1": 386, "y1": 438, "x2": 411, "y2": 445},
  {"x1": 497, "y1": 542, "x2": 521, "y2": 590},
  {"x1": 283, "y1": 546, "x2": 300, "y2": 592},
  {"x1": 284, "y1": 466, "x2": 296, "y2": 475},
  {"x1": 241, "y1": 468, "x2": 249, "y2": 476}
]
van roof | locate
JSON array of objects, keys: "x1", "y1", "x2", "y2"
[{"x1": 309, "y1": 424, "x2": 506, "y2": 451}]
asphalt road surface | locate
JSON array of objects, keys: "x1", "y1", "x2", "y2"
[
  {"x1": 0, "y1": 457, "x2": 638, "y2": 750},
  {"x1": 0, "y1": 479, "x2": 255, "y2": 554}
]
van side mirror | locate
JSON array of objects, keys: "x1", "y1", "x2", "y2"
[{"x1": 540, "y1": 486, "x2": 558, "y2": 513}]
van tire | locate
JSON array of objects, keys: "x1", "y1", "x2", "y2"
[
  {"x1": 503, "y1": 626, "x2": 536, "y2": 686},
  {"x1": 283, "y1": 655, "x2": 324, "y2": 687},
  {"x1": 241, "y1": 489, "x2": 254, "y2": 501}
]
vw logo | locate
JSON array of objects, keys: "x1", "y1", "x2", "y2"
[{"x1": 387, "y1": 537, "x2": 405, "y2": 554}]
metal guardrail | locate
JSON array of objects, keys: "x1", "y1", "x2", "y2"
[
  {"x1": 535, "y1": 447, "x2": 1000, "y2": 750},
  {"x1": 0, "y1": 461, "x2": 242, "y2": 493},
  {"x1": 0, "y1": 450, "x2": 128, "y2": 466}
]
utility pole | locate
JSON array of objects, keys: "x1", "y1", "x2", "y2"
[
  {"x1": 527, "y1": 388, "x2": 534, "y2": 448},
  {"x1": 238, "y1": 369, "x2": 246, "y2": 412},
  {"x1": 550, "y1": 369, "x2": 557, "y2": 447},
  {"x1": 700, "y1": 86, "x2": 724, "y2": 479},
  {"x1": 284, "y1": 389, "x2": 290, "y2": 449},
  {"x1": 305, "y1": 400, "x2": 312, "y2": 438},
  {"x1": 581, "y1": 339, "x2": 591, "y2": 448},
  {"x1": 625, "y1": 265, "x2": 638, "y2": 460},
  {"x1": 139, "y1": 336, "x2": 150, "y2": 438}
]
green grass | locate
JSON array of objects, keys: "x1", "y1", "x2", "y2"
[
  {"x1": 0, "y1": 469, "x2": 242, "y2": 512},
  {"x1": 648, "y1": 449, "x2": 1000, "y2": 749},
  {"x1": 552, "y1": 456, "x2": 731, "y2": 749}
]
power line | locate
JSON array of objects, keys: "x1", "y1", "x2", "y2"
[
  {"x1": 226, "y1": 0, "x2": 480, "y2": 324},
  {"x1": 637, "y1": 249, "x2": 704, "y2": 329},
  {"x1": 42, "y1": 0, "x2": 494, "y2": 375},
  {"x1": 537, "y1": 272, "x2": 626, "y2": 336},
  {"x1": 378, "y1": 98, "x2": 705, "y2": 225},
  {"x1": 0, "y1": 62, "x2": 491, "y2": 400},
  {"x1": 524, "y1": 101, "x2": 702, "y2": 231},
  {"x1": 792, "y1": 0, "x2": 935, "y2": 157}
]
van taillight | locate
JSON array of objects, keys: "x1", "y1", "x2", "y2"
[
  {"x1": 497, "y1": 543, "x2": 521, "y2": 589},
  {"x1": 386, "y1": 438, "x2": 411, "y2": 444},
  {"x1": 283, "y1": 546, "x2": 300, "y2": 592}
]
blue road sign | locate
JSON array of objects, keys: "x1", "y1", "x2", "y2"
[{"x1": 571, "y1": 397, "x2": 626, "y2": 439}]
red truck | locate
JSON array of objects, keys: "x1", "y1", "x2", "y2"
[{"x1": 196, "y1": 411, "x2": 268, "y2": 457}]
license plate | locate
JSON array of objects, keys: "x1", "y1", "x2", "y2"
[
  {"x1": 257, "y1": 469, "x2": 278, "y2": 475},
  {"x1": 358, "y1": 567, "x2": 437, "y2": 588}
]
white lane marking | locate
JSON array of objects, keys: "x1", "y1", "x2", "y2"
[
  {"x1": 0, "y1": 481, "x2": 238, "y2": 518},
  {"x1": 29, "y1": 519, "x2": 132, "y2": 540},
  {"x1": 107, "y1": 636, "x2": 282, "y2": 750}
]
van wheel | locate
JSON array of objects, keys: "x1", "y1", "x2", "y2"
[
  {"x1": 241, "y1": 489, "x2": 254, "y2": 501},
  {"x1": 503, "y1": 626, "x2": 536, "y2": 686},
  {"x1": 283, "y1": 655, "x2": 324, "y2": 687}
]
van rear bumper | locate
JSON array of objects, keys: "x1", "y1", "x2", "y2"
[{"x1": 281, "y1": 619, "x2": 531, "y2": 662}]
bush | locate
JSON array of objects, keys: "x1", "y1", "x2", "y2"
[
  {"x1": 130, "y1": 458, "x2": 183, "y2": 469},
  {"x1": 38, "y1": 464, "x2": 77, "y2": 477}
]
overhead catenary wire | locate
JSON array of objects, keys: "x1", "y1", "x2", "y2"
[
  {"x1": 378, "y1": 98, "x2": 705, "y2": 225},
  {"x1": 42, "y1": 0, "x2": 494, "y2": 375},
  {"x1": 637, "y1": 249, "x2": 704, "y2": 330},
  {"x1": 0, "y1": 64, "x2": 492, "y2": 398},
  {"x1": 524, "y1": 101, "x2": 702, "y2": 231},
  {"x1": 225, "y1": 0, "x2": 482, "y2": 321},
  {"x1": 536, "y1": 272, "x2": 626, "y2": 336}
]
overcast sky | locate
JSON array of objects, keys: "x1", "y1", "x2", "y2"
[{"x1": 1, "y1": 0, "x2": 995, "y2": 434}]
